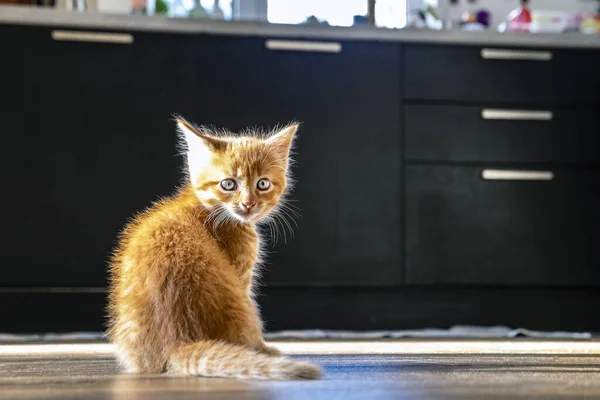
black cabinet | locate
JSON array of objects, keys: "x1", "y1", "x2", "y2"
[
  {"x1": 405, "y1": 104, "x2": 600, "y2": 165},
  {"x1": 3, "y1": 21, "x2": 600, "y2": 332},
  {"x1": 196, "y1": 37, "x2": 402, "y2": 285},
  {"x1": 0, "y1": 25, "x2": 26, "y2": 117},
  {"x1": 3, "y1": 27, "x2": 198, "y2": 286},
  {"x1": 404, "y1": 43, "x2": 600, "y2": 290},
  {"x1": 406, "y1": 165, "x2": 600, "y2": 286},
  {"x1": 404, "y1": 44, "x2": 600, "y2": 105},
  {"x1": 1, "y1": 25, "x2": 29, "y2": 265}
]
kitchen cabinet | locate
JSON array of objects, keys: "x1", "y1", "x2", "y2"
[
  {"x1": 195, "y1": 36, "x2": 403, "y2": 284},
  {"x1": 404, "y1": 44, "x2": 600, "y2": 105},
  {"x1": 404, "y1": 43, "x2": 600, "y2": 288},
  {"x1": 406, "y1": 165, "x2": 600, "y2": 285},
  {"x1": 2, "y1": 26, "x2": 198, "y2": 286},
  {"x1": 0, "y1": 25, "x2": 29, "y2": 262},
  {"x1": 405, "y1": 104, "x2": 600, "y2": 165},
  {"x1": 2, "y1": 18, "x2": 600, "y2": 332}
]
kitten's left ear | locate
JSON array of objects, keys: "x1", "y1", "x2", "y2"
[{"x1": 266, "y1": 124, "x2": 299, "y2": 158}]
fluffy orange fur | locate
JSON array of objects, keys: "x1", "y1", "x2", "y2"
[{"x1": 107, "y1": 118, "x2": 322, "y2": 380}]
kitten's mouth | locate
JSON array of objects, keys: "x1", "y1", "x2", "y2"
[{"x1": 232, "y1": 208, "x2": 260, "y2": 222}]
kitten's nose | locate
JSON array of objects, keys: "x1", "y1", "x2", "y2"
[{"x1": 241, "y1": 201, "x2": 256, "y2": 211}]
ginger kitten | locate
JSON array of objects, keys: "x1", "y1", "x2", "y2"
[{"x1": 107, "y1": 118, "x2": 322, "y2": 380}]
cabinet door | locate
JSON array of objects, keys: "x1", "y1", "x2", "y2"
[
  {"x1": 198, "y1": 37, "x2": 402, "y2": 285},
  {"x1": 405, "y1": 44, "x2": 600, "y2": 105},
  {"x1": 405, "y1": 105, "x2": 600, "y2": 165},
  {"x1": 2, "y1": 27, "x2": 198, "y2": 286},
  {"x1": 406, "y1": 165, "x2": 600, "y2": 286},
  {"x1": 0, "y1": 25, "x2": 29, "y2": 257}
]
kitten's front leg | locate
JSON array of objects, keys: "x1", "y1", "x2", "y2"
[
  {"x1": 246, "y1": 296, "x2": 281, "y2": 356},
  {"x1": 257, "y1": 342, "x2": 281, "y2": 356},
  {"x1": 247, "y1": 313, "x2": 280, "y2": 356},
  {"x1": 251, "y1": 327, "x2": 281, "y2": 357},
  {"x1": 238, "y1": 317, "x2": 280, "y2": 356},
  {"x1": 238, "y1": 264, "x2": 281, "y2": 356}
]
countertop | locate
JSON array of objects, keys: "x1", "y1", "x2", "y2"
[{"x1": 1, "y1": 5, "x2": 600, "y2": 49}]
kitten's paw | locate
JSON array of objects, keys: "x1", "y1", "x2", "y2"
[
  {"x1": 280, "y1": 360, "x2": 323, "y2": 380},
  {"x1": 259, "y1": 345, "x2": 281, "y2": 357}
]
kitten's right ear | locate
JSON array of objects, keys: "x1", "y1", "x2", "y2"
[
  {"x1": 176, "y1": 118, "x2": 226, "y2": 152},
  {"x1": 176, "y1": 118, "x2": 227, "y2": 180}
]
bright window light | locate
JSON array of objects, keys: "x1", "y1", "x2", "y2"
[
  {"x1": 164, "y1": 0, "x2": 233, "y2": 19},
  {"x1": 268, "y1": 0, "x2": 407, "y2": 28},
  {"x1": 268, "y1": 0, "x2": 368, "y2": 26},
  {"x1": 375, "y1": 0, "x2": 407, "y2": 28}
]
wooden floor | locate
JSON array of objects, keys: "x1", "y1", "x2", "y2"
[{"x1": 1, "y1": 340, "x2": 600, "y2": 399}]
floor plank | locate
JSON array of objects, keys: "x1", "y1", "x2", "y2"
[{"x1": 1, "y1": 341, "x2": 600, "y2": 399}]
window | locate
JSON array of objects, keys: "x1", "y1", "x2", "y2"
[
  {"x1": 268, "y1": 0, "x2": 367, "y2": 26},
  {"x1": 375, "y1": 0, "x2": 407, "y2": 28},
  {"x1": 268, "y1": 0, "x2": 407, "y2": 28},
  {"x1": 164, "y1": 0, "x2": 406, "y2": 27},
  {"x1": 164, "y1": 0, "x2": 233, "y2": 19}
]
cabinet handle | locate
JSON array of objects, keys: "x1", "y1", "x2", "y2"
[
  {"x1": 480, "y1": 48, "x2": 552, "y2": 61},
  {"x1": 265, "y1": 40, "x2": 342, "y2": 53},
  {"x1": 482, "y1": 169, "x2": 554, "y2": 181},
  {"x1": 51, "y1": 30, "x2": 134, "y2": 44},
  {"x1": 481, "y1": 109, "x2": 553, "y2": 121},
  {"x1": 0, "y1": 287, "x2": 106, "y2": 293}
]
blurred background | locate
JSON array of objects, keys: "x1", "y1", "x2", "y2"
[{"x1": 0, "y1": 0, "x2": 599, "y2": 338}]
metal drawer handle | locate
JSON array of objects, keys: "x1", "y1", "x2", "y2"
[
  {"x1": 482, "y1": 169, "x2": 554, "y2": 181},
  {"x1": 0, "y1": 287, "x2": 106, "y2": 294},
  {"x1": 51, "y1": 30, "x2": 134, "y2": 44},
  {"x1": 265, "y1": 40, "x2": 342, "y2": 53},
  {"x1": 481, "y1": 109, "x2": 553, "y2": 121},
  {"x1": 481, "y1": 48, "x2": 552, "y2": 61}
]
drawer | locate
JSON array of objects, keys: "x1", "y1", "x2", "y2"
[
  {"x1": 406, "y1": 165, "x2": 600, "y2": 286},
  {"x1": 405, "y1": 105, "x2": 600, "y2": 164},
  {"x1": 404, "y1": 45, "x2": 600, "y2": 105}
]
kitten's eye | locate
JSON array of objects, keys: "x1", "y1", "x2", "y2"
[
  {"x1": 220, "y1": 179, "x2": 237, "y2": 191},
  {"x1": 257, "y1": 178, "x2": 271, "y2": 191}
]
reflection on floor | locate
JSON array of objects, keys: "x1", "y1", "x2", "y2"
[{"x1": 1, "y1": 340, "x2": 600, "y2": 399}]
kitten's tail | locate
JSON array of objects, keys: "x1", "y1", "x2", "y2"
[{"x1": 168, "y1": 340, "x2": 322, "y2": 380}]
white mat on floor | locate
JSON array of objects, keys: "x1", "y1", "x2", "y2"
[
  {"x1": 264, "y1": 326, "x2": 592, "y2": 340},
  {"x1": 0, "y1": 326, "x2": 591, "y2": 342}
]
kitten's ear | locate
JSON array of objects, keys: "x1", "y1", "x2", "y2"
[
  {"x1": 176, "y1": 118, "x2": 227, "y2": 152},
  {"x1": 176, "y1": 118, "x2": 227, "y2": 180},
  {"x1": 266, "y1": 124, "x2": 298, "y2": 159}
]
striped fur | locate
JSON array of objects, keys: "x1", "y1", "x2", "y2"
[{"x1": 168, "y1": 341, "x2": 322, "y2": 380}]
